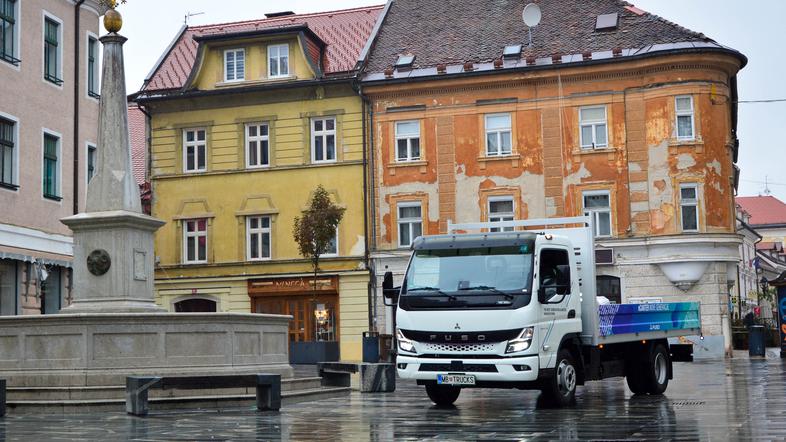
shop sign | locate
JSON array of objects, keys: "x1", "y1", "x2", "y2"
[{"x1": 250, "y1": 276, "x2": 338, "y2": 295}]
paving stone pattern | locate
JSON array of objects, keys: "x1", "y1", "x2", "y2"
[{"x1": 1, "y1": 354, "x2": 784, "y2": 441}]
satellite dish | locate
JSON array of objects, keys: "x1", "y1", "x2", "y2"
[{"x1": 522, "y1": 3, "x2": 542, "y2": 28}]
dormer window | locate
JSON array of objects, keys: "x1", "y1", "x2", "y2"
[
  {"x1": 268, "y1": 43, "x2": 289, "y2": 78},
  {"x1": 395, "y1": 54, "x2": 414, "y2": 69},
  {"x1": 224, "y1": 48, "x2": 245, "y2": 82},
  {"x1": 503, "y1": 45, "x2": 521, "y2": 59}
]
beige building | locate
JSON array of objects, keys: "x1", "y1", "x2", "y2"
[{"x1": 0, "y1": 0, "x2": 101, "y2": 315}]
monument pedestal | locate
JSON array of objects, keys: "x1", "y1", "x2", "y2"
[{"x1": 61, "y1": 210, "x2": 165, "y2": 313}]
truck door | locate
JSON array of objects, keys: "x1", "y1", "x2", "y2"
[{"x1": 536, "y1": 247, "x2": 573, "y2": 369}]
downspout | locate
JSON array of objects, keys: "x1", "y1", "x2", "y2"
[
  {"x1": 360, "y1": 88, "x2": 374, "y2": 333},
  {"x1": 73, "y1": 0, "x2": 86, "y2": 214},
  {"x1": 136, "y1": 103, "x2": 153, "y2": 215}
]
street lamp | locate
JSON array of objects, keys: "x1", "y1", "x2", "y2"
[{"x1": 760, "y1": 276, "x2": 769, "y2": 311}]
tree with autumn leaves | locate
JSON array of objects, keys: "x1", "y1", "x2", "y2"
[{"x1": 293, "y1": 186, "x2": 345, "y2": 295}]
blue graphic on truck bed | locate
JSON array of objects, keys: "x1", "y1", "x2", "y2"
[{"x1": 598, "y1": 302, "x2": 700, "y2": 337}]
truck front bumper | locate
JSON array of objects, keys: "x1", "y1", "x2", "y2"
[{"x1": 396, "y1": 354, "x2": 540, "y2": 383}]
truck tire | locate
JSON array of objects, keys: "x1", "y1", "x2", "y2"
[
  {"x1": 425, "y1": 384, "x2": 461, "y2": 406},
  {"x1": 625, "y1": 360, "x2": 647, "y2": 395},
  {"x1": 541, "y1": 349, "x2": 577, "y2": 407},
  {"x1": 643, "y1": 344, "x2": 670, "y2": 395}
]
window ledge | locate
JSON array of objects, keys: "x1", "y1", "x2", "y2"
[
  {"x1": 215, "y1": 76, "x2": 298, "y2": 88},
  {"x1": 0, "y1": 182, "x2": 19, "y2": 191},
  {"x1": 44, "y1": 194, "x2": 62, "y2": 201},
  {"x1": 388, "y1": 159, "x2": 428, "y2": 175},
  {"x1": 669, "y1": 138, "x2": 704, "y2": 148},
  {"x1": 0, "y1": 54, "x2": 21, "y2": 67},
  {"x1": 573, "y1": 147, "x2": 617, "y2": 155}
]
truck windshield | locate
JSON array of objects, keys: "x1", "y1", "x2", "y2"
[{"x1": 404, "y1": 245, "x2": 534, "y2": 296}]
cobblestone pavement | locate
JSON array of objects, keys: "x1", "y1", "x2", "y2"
[{"x1": 1, "y1": 352, "x2": 785, "y2": 441}]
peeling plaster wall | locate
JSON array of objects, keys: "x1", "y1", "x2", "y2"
[{"x1": 365, "y1": 53, "x2": 743, "y2": 347}]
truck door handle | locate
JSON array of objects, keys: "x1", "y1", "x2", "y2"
[{"x1": 568, "y1": 310, "x2": 576, "y2": 319}]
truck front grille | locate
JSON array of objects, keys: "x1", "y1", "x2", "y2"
[
  {"x1": 423, "y1": 342, "x2": 496, "y2": 353},
  {"x1": 419, "y1": 363, "x2": 498, "y2": 373}
]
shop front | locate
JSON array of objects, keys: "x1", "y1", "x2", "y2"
[{"x1": 249, "y1": 275, "x2": 340, "y2": 363}]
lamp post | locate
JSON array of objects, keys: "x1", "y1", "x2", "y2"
[{"x1": 761, "y1": 276, "x2": 769, "y2": 315}]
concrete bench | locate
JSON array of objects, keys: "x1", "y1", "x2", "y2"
[
  {"x1": 318, "y1": 362, "x2": 395, "y2": 393},
  {"x1": 126, "y1": 374, "x2": 280, "y2": 416}
]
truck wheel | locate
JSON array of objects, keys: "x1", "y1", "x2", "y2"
[
  {"x1": 643, "y1": 344, "x2": 670, "y2": 395},
  {"x1": 541, "y1": 349, "x2": 577, "y2": 407},
  {"x1": 425, "y1": 384, "x2": 461, "y2": 406},
  {"x1": 625, "y1": 361, "x2": 647, "y2": 395}
]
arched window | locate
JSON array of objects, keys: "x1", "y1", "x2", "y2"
[
  {"x1": 596, "y1": 275, "x2": 621, "y2": 304},
  {"x1": 174, "y1": 298, "x2": 217, "y2": 312}
]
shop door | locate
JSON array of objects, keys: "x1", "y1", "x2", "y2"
[{"x1": 254, "y1": 295, "x2": 338, "y2": 343}]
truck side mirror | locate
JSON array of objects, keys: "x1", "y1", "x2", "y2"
[
  {"x1": 382, "y1": 271, "x2": 394, "y2": 297},
  {"x1": 382, "y1": 271, "x2": 399, "y2": 307}
]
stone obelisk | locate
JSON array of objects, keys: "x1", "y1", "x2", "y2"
[{"x1": 61, "y1": 4, "x2": 165, "y2": 313}]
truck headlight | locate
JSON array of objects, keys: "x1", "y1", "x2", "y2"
[
  {"x1": 506, "y1": 327, "x2": 534, "y2": 354},
  {"x1": 396, "y1": 328, "x2": 416, "y2": 353}
]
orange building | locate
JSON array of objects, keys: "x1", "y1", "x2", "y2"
[{"x1": 359, "y1": 0, "x2": 746, "y2": 357}]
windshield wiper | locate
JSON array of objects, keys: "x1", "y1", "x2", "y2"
[
  {"x1": 407, "y1": 286, "x2": 457, "y2": 301},
  {"x1": 458, "y1": 285, "x2": 515, "y2": 300}
]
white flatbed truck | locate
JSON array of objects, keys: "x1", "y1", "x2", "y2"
[{"x1": 382, "y1": 216, "x2": 700, "y2": 407}]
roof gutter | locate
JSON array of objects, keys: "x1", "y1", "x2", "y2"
[
  {"x1": 361, "y1": 46, "x2": 748, "y2": 87},
  {"x1": 133, "y1": 76, "x2": 354, "y2": 103}
]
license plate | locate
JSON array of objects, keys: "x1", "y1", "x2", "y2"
[{"x1": 437, "y1": 374, "x2": 476, "y2": 385}]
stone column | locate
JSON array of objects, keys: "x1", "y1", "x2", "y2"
[{"x1": 61, "y1": 32, "x2": 165, "y2": 313}]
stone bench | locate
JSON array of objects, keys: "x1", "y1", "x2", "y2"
[
  {"x1": 318, "y1": 362, "x2": 395, "y2": 393},
  {"x1": 126, "y1": 374, "x2": 280, "y2": 416}
]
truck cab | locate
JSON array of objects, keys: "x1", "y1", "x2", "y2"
[{"x1": 384, "y1": 217, "x2": 699, "y2": 407}]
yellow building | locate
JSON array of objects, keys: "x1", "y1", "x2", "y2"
[{"x1": 133, "y1": 7, "x2": 383, "y2": 362}]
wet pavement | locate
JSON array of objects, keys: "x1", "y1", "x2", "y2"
[{"x1": 1, "y1": 352, "x2": 785, "y2": 441}]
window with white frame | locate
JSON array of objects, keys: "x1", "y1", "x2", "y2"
[
  {"x1": 247, "y1": 216, "x2": 271, "y2": 260},
  {"x1": 183, "y1": 219, "x2": 207, "y2": 264},
  {"x1": 0, "y1": 0, "x2": 19, "y2": 65},
  {"x1": 579, "y1": 106, "x2": 608, "y2": 149},
  {"x1": 0, "y1": 116, "x2": 16, "y2": 188},
  {"x1": 43, "y1": 132, "x2": 60, "y2": 199},
  {"x1": 488, "y1": 196, "x2": 514, "y2": 232},
  {"x1": 268, "y1": 43, "x2": 289, "y2": 78},
  {"x1": 311, "y1": 117, "x2": 336, "y2": 163},
  {"x1": 44, "y1": 16, "x2": 62, "y2": 85},
  {"x1": 679, "y1": 183, "x2": 699, "y2": 232},
  {"x1": 87, "y1": 36, "x2": 99, "y2": 97},
  {"x1": 183, "y1": 128, "x2": 206, "y2": 172},
  {"x1": 87, "y1": 143, "x2": 96, "y2": 183},
  {"x1": 485, "y1": 113, "x2": 512, "y2": 156},
  {"x1": 395, "y1": 121, "x2": 420, "y2": 162},
  {"x1": 246, "y1": 123, "x2": 269, "y2": 168},
  {"x1": 398, "y1": 202, "x2": 423, "y2": 248},
  {"x1": 321, "y1": 228, "x2": 338, "y2": 257},
  {"x1": 675, "y1": 96, "x2": 695, "y2": 140},
  {"x1": 224, "y1": 48, "x2": 245, "y2": 82},
  {"x1": 583, "y1": 191, "x2": 611, "y2": 237}
]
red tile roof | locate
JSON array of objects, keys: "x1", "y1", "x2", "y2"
[
  {"x1": 141, "y1": 6, "x2": 383, "y2": 93},
  {"x1": 128, "y1": 103, "x2": 146, "y2": 185},
  {"x1": 737, "y1": 196, "x2": 786, "y2": 226}
]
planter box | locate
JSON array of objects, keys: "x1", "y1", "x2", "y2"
[{"x1": 290, "y1": 341, "x2": 340, "y2": 364}]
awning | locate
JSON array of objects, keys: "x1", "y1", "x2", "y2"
[{"x1": 0, "y1": 244, "x2": 73, "y2": 268}]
